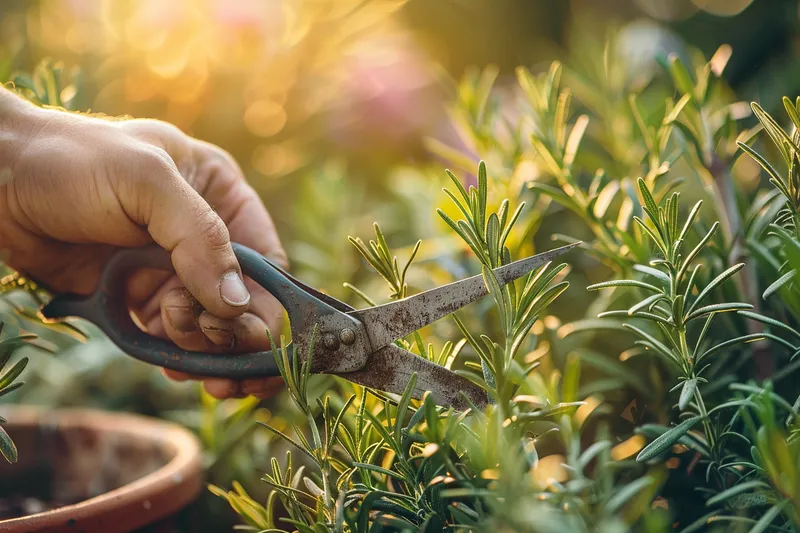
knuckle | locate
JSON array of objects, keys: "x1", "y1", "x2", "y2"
[
  {"x1": 180, "y1": 143, "x2": 235, "y2": 198},
  {"x1": 197, "y1": 146, "x2": 243, "y2": 192},
  {"x1": 163, "y1": 286, "x2": 197, "y2": 308},
  {"x1": 203, "y1": 142, "x2": 239, "y2": 171},
  {"x1": 145, "y1": 146, "x2": 175, "y2": 169},
  {"x1": 136, "y1": 147, "x2": 178, "y2": 181}
]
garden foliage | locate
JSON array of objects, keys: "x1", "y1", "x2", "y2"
[
  {"x1": 209, "y1": 46, "x2": 800, "y2": 532},
  {"x1": 5, "y1": 37, "x2": 800, "y2": 533}
]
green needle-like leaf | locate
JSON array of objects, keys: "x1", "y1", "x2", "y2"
[
  {"x1": 0, "y1": 425, "x2": 17, "y2": 464},
  {"x1": 705, "y1": 481, "x2": 771, "y2": 507},
  {"x1": 637, "y1": 416, "x2": 703, "y2": 462},
  {"x1": 685, "y1": 264, "x2": 744, "y2": 318},
  {"x1": 587, "y1": 279, "x2": 662, "y2": 292},
  {"x1": 763, "y1": 270, "x2": 796, "y2": 299},
  {"x1": 679, "y1": 378, "x2": 697, "y2": 411}
]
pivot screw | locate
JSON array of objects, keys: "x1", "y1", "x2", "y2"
[
  {"x1": 339, "y1": 328, "x2": 356, "y2": 345},
  {"x1": 322, "y1": 332, "x2": 339, "y2": 351}
]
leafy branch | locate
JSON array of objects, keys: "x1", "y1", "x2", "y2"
[
  {"x1": 438, "y1": 161, "x2": 571, "y2": 413},
  {"x1": 588, "y1": 179, "x2": 767, "y2": 470}
]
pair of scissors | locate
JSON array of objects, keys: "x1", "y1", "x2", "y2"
[{"x1": 38, "y1": 241, "x2": 579, "y2": 410}]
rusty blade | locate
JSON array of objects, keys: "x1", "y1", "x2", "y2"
[
  {"x1": 336, "y1": 343, "x2": 488, "y2": 411},
  {"x1": 348, "y1": 242, "x2": 579, "y2": 351}
]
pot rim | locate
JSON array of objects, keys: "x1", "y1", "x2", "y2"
[{"x1": 0, "y1": 405, "x2": 203, "y2": 533}]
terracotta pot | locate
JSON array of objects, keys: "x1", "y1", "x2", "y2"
[{"x1": 0, "y1": 406, "x2": 204, "y2": 533}]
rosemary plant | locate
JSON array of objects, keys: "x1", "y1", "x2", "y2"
[
  {"x1": 8, "y1": 32, "x2": 800, "y2": 533},
  {"x1": 211, "y1": 161, "x2": 588, "y2": 532},
  {"x1": 0, "y1": 323, "x2": 31, "y2": 464},
  {"x1": 586, "y1": 179, "x2": 766, "y2": 466},
  {"x1": 203, "y1": 34, "x2": 800, "y2": 530}
]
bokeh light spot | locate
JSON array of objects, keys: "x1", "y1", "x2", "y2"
[
  {"x1": 245, "y1": 100, "x2": 288, "y2": 137},
  {"x1": 253, "y1": 144, "x2": 288, "y2": 176}
]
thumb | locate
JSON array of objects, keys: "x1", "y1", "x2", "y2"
[{"x1": 124, "y1": 148, "x2": 250, "y2": 319}]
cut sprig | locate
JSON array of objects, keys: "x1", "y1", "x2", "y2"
[
  {"x1": 348, "y1": 223, "x2": 421, "y2": 301},
  {"x1": 440, "y1": 161, "x2": 571, "y2": 413}
]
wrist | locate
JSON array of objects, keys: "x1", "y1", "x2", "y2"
[{"x1": 0, "y1": 87, "x2": 50, "y2": 178}]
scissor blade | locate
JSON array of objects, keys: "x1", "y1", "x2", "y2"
[
  {"x1": 349, "y1": 242, "x2": 579, "y2": 350},
  {"x1": 336, "y1": 343, "x2": 488, "y2": 411}
]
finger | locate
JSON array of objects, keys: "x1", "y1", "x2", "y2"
[
  {"x1": 158, "y1": 287, "x2": 207, "y2": 349},
  {"x1": 198, "y1": 311, "x2": 271, "y2": 351},
  {"x1": 161, "y1": 256, "x2": 283, "y2": 351},
  {"x1": 204, "y1": 379, "x2": 242, "y2": 399},
  {"x1": 162, "y1": 368, "x2": 284, "y2": 400},
  {"x1": 202, "y1": 378, "x2": 283, "y2": 400},
  {"x1": 118, "y1": 146, "x2": 250, "y2": 320},
  {"x1": 192, "y1": 144, "x2": 287, "y2": 268},
  {"x1": 242, "y1": 377, "x2": 284, "y2": 399},
  {"x1": 131, "y1": 274, "x2": 185, "y2": 335},
  {"x1": 154, "y1": 292, "x2": 240, "y2": 355},
  {"x1": 162, "y1": 366, "x2": 284, "y2": 401},
  {"x1": 159, "y1": 287, "x2": 281, "y2": 397},
  {"x1": 193, "y1": 153, "x2": 287, "y2": 339},
  {"x1": 162, "y1": 368, "x2": 191, "y2": 382},
  {"x1": 157, "y1": 286, "x2": 275, "y2": 353}
]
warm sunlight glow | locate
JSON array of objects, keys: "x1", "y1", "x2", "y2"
[
  {"x1": 20, "y1": 0, "x2": 414, "y2": 174},
  {"x1": 611, "y1": 435, "x2": 645, "y2": 460}
]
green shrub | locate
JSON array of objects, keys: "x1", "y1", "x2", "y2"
[
  {"x1": 5, "y1": 39, "x2": 800, "y2": 533},
  {"x1": 210, "y1": 46, "x2": 800, "y2": 533}
]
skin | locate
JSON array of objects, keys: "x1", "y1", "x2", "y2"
[{"x1": 0, "y1": 87, "x2": 285, "y2": 400}]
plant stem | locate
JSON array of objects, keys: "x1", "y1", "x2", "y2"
[
  {"x1": 708, "y1": 154, "x2": 773, "y2": 379},
  {"x1": 495, "y1": 336, "x2": 511, "y2": 422},
  {"x1": 794, "y1": 211, "x2": 800, "y2": 243},
  {"x1": 678, "y1": 326, "x2": 716, "y2": 452},
  {"x1": 322, "y1": 463, "x2": 334, "y2": 523},
  {"x1": 693, "y1": 388, "x2": 715, "y2": 452}
]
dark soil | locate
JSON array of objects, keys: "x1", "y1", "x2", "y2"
[
  {"x1": 0, "y1": 464, "x2": 80, "y2": 521},
  {"x1": 0, "y1": 419, "x2": 178, "y2": 526}
]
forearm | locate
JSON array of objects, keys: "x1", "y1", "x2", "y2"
[{"x1": 0, "y1": 87, "x2": 46, "y2": 179}]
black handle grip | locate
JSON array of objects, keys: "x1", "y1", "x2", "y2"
[{"x1": 41, "y1": 244, "x2": 311, "y2": 379}]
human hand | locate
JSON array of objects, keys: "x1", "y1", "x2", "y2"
[{"x1": 0, "y1": 88, "x2": 286, "y2": 400}]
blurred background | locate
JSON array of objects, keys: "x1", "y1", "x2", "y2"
[
  {"x1": 2, "y1": 0, "x2": 799, "y2": 275},
  {"x1": 2, "y1": 0, "x2": 800, "y2": 529}
]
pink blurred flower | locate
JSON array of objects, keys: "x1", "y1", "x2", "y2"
[
  {"x1": 326, "y1": 31, "x2": 442, "y2": 149},
  {"x1": 211, "y1": 0, "x2": 283, "y2": 32}
]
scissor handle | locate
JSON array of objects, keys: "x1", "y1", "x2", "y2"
[{"x1": 40, "y1": 244, "x2": 339, "y2": 379}]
